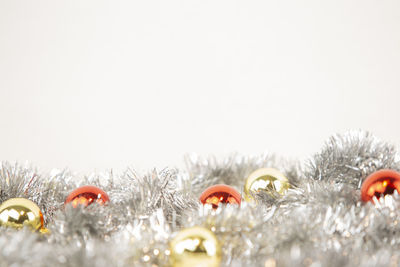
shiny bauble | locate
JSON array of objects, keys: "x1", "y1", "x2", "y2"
[
  {"x1": 199, "y1": 184, "x2": 241, "y2": 209},
  {"x1": 361, "y1": 169, "x2": 400, "y2": 202},
  {"x1": 244, "y1": 168, "x2": 290, "y2": 201},
  {"x1": 65, "y1": 185, "x2": 109, "y2": 208},
  {"x1": 169, "y1": 226, "x2": 221, "y2": 267},
  {"x1": 0, "y1": 198, "x2": 44, "y2": 231}
]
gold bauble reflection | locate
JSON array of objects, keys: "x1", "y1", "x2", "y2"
[
  {"x1": 169, "y1": 226, "x2": 221, "y2": 267},
  {"x1": 244, "y1": 168, "x2": 290, "y2": 201},
  {"x1": 0, "y1": 198, "x2": 44, "y2": 231}
]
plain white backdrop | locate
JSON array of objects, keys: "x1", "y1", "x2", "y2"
[{"x1": 0, "y1": 0, "x2": 399, "y2": 173}]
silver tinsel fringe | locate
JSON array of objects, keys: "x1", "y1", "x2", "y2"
[{"x1": 1, "y1": 130, "x2": 400, "y2": 267}]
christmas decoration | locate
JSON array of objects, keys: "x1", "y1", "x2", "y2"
[
  {"x1": 199, "y1": 184, "x2": 241, "y2": 209},
  {"x1": 244, "y1": 168, "x2": 290, "y2": 201},
  {"x1": 0, "y1": 130, "x2": 400, "y2": 267},
  {"x1": 65, "y1": 185, "x2": 109, "y2": 208},
  {"x1": 305, "y1": 131, "x2": 399, "y2": 187},
  {"x1": 0, "y1": 198, "x2": 44, "y2": 231},
  {"x1": 169, "y1": 226, "x2": 221, "y2": 267},
  {"x1": 360, "y1": 169, "x2": 400, "y2": 202},
  {"x1": 184, "y1": 153, "x2": 300, "y2": 197}
]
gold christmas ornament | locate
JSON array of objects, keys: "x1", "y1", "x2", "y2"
[
  {"x1": 169, "y1": 226, "x2": 221, "y2": 267},
  {"x1": 244, "y1": 168, "x2": 290, "y2": 201},
  {"x1": 0, "y1": 198, "x2": 45, "y2": 231}
]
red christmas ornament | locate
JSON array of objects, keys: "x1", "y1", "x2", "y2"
[
  {"x1": 199, "y1": 184, "x2": 241, "y2": 209},
  {"x1": 361, "y1": 169, "x2": 400, "y2": 202},
  {"x1": 65, "y1": 185, "x2": 110, "y2": 208}
]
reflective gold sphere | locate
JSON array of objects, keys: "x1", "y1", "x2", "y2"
[
  {"x1": 0, "y1": 198, "x2": 44, "y2": 231},
  {"x1": 244, "y1": 168, "x2": 290, "y2": 201},
  {"x1": 169, "y1": 226, "x2": 221, "y2": 267}
]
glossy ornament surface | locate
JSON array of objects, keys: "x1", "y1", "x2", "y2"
[
  {"x1": 169, "y1": 226, "x2": 221, "y2": 267},
  {"x1": 199, "y1": 184, "x2": 241, "y2": 209},
  {"x1": 244, "y1": 168, "x2": 290, "y2": 201},
  {"x1": 0, "y1": 198, "x2": 44, "y2": 231},
  {"x1": 65, "y1": 185, "x2": 109, "y2": 208},
  {"x1": 361, "y1": 169, "x2": 400, "y2": 202}
]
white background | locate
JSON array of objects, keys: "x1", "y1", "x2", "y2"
[{"x1": 0, "y1": 0, "x2": 399, "y2": 173}]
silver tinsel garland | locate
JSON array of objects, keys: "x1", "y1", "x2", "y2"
[{"x1": 1, "y1": 130, "x2": 400, "y2": 267}]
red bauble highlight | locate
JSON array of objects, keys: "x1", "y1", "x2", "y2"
[
  {"x1": 361, "y1": 169, "x2": 400, "y2": 202},
  {"x1": 65, "y1": 185, "x2": 110, "y2": 208},
  {"x1": 199, "y1": 184, "x2": 241, "y2": 209}
]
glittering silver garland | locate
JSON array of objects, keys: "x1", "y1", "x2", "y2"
[{"x1": 1, "y1": 130, "x2": 400, "y2": 267}]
